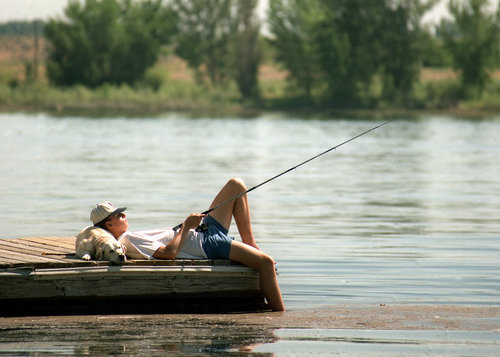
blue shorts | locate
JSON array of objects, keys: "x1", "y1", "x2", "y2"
[{"x1": 201, "y1": 215, "x2": 234, "y2": 259}]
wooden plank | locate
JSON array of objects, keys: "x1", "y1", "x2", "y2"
[
  {"x1": 0, "y1": 245, "x2": 72, "y2": 263},
  {"x1": 21, "y1": 240, "x2": 74, "y2": 251},
  {"x1": 0, "y1": 239, "x2": 70, "y2": 255},
  {"x1": 0, "y1": 255, "x2": 27, "y2": 264},
  {"x1": 10, "y1": 236, "x2": 75, "y2": 248},
  {"x1": 0, "y1": 239, "x2": 111, "y2": 268},
  {"x1": 0, "y1": 238, "x2": 74, "y2": 255},
  {"x1": 0, "y1": 246, "x2": 65, "y2": 264},
  {"x1": 0, "y1": 245, "x2": 50, "y2": 262},
  {"x1": 0, "y1": 241, "x2": 71, "y2": 261},
  {"x1": 25, "y1": 236, "x2": 75, "y2": 244},
  {"x1": 0, "y1": 239, "x2": 73, "y2": 255},
  {"x1": 2, "y1": 260, "x2": 112, "y2": 270},
  {"x1": 0, "y1": 265, "x2": 260, "y2": 300},
  {"x1": 22, "y1": 236, "x2": 75, "y2": 249},
  {"x1": 31, "y1": 265, "x2": 258, "y2": 277}
]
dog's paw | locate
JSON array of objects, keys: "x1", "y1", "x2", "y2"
[{"x1": 81, "y1": 253, "x2": 91, "y2": 261}]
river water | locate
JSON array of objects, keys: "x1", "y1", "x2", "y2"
[{"x1": 1, "y1": 112, "x2": 499, "y2": 309}]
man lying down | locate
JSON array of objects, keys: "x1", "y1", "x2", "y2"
[{"x1": 86, "y1": 178, "x2": 285, "y2": 311}]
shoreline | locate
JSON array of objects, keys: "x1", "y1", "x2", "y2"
[
  {"x1": 1, "y1": 101, "x2": 499, "y2": 120},
  {"x1": 1, "y1": 305, "x2": 498, "y2": 355},
  {"x1": 0, "y1": 107, "x2": 500, "y2": 120},
  {"x1": 1, "y1": 304, "x2": 498, "y2": 331}
]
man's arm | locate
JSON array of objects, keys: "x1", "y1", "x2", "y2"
[{"x1": 152, "y1": 213, "x2": 205, "y2": 259}]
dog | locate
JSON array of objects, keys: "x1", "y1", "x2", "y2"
[{"x1": 75, "y1": 226, "x2": 127, "y2": 264}]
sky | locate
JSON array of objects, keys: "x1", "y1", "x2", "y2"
[
  {"x1": 0, "y1": 0, "x2": 498, "y2": 25},
  {"x1": 1, "y1": 0, "x2": 69, "y2": 23}
]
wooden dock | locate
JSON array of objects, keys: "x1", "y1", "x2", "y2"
[{"x1": 0, "y1": 237, "x2": 266, "y2": 315}]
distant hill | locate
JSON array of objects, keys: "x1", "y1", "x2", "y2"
[{"x1": 0, "y1": 20, "x2": 45, "y2": 36}]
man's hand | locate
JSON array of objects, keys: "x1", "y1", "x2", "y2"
[
  {"x1": 183, "y1": 213, "x2": 206, "y2": 231},
  {"x1": 153, "y1": 213, "x2": 206, "y2": 260}
]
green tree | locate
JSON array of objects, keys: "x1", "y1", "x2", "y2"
[
  {"x1": 173, "y1": 0, "x2": 235, "y2": 85},
  {"x1": 44, "y1": 0, "x2": 176, "y2": 87},
  {"x1": 234, "y1": 0, "x2": 262, "y2": 100},
  {"x1": 378, "y1": 1, "x2": 437, "y2": 102},
  {"x1": 267, "y1": 0, "x2": 322, "y2": 99},
  {"x1": 317, "y1": 0, "x2": 386, "y2": 104},
  {"x1": 439, "y1": 0, "x2": 500, "y2": 95},
  {"x1": 419, "y1": 30, "x2": 453, "y2": 68},
  {"x1": 317, "y1": 0, "x2": 435, "y2": 104},
  {"x1": 268, "y1": 0, "x2": 436, "y2": 106}
]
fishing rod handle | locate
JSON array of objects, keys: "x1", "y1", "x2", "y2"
[{"x1": 172, "y1": 222, "x2": 208, "y2": 232}]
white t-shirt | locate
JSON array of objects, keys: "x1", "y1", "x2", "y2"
[{"x1": 118, "y1": 228, "x2": 207, "y2": 260}]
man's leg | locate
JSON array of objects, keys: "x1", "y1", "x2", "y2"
[
  {"x1": 229, "y1": 240, "x2": 285, "y2": 311},
  {"x1": 208, "y1": 178, "x2": 258, "y2": 248}
]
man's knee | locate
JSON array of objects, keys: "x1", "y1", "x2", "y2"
[
  {"x1": 259, "y1": 253, "x2": 276, "y2": 273},
  {"x1": 228, "y1": 177, "x2": 246, "y2": 190}
]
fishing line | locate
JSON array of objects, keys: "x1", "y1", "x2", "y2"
[{"x1": 174, "y1": 120, "x2": 392, "y2": 231}]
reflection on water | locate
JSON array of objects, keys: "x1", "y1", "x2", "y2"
[
  {"x1": 254, "y1": 329, "x2": 500, "y2": 356},
  {"x1": 0, "y1": 315, "x2": 275, "y2": 356},
  {"x1": 1, "y1": 313, "x2": 497, "y2": 356},
  {"x1": 0, "y1": 113, "x2": 499, "y2": 308}
]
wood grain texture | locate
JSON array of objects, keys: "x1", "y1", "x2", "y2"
[{"x1": 0, "y1": 237, "x2": 265, "y2": 314}]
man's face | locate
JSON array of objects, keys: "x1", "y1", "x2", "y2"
[{"x1": 106, "y1": 212, "x2": 129, "y2": 235}]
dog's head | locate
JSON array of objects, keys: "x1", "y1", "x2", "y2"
[{"x1": 96, "y1": 239, "x2": 127, "y2": 265}]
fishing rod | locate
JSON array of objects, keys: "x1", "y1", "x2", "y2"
[{"x1": 174, "y1": 120, "x2": 392, "y2": 231}]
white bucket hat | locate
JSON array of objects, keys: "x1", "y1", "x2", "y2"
[{"x1": 90, "y1": 201, "x2": 127, "y2": 225}]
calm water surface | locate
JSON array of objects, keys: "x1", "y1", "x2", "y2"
[{"x1": 1, "y1": 112, "x2": 499, "y2": 309}]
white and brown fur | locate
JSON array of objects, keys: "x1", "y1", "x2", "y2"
[{"x1": 75, "y1": 226, "x2": 126, "y2": 264}]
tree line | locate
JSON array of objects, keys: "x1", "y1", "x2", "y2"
[
  {"x1": 0, "y1": 20, "x2": 44, "y2": 35},
  {"x1": 34, "y1": 0, "x2": 500, "y2": 106}
]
